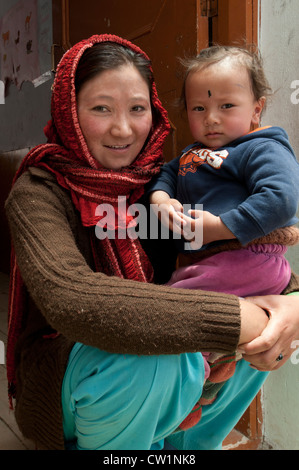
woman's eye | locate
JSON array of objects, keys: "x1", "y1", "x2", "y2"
[
  {"x1": 131, "y1": 105, "x2": 145, "y2": 112},
  {"x1": 92, "y1": 105, "x2": 109, "y2": 112}
]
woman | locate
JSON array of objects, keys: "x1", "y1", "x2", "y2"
[{"x1": 5, "y1": 34, "x2": 299, "y2": 450}]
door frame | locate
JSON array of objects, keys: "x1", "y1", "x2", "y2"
[{"x1": 52, "y1": 0, "x2": 263, "y2": 449}]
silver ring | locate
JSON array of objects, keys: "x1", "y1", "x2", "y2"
[{"x1": 276, "y1": 353, "x2": 283, "y2": 362}]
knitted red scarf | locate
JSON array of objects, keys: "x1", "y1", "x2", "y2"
[{"x1": 7, "y1": 34, "x2": 170, "y2": 404}]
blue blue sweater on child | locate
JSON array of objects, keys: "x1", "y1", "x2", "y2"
[{"x1": 149, "y1": 126, "x2": 299, "y2": 252}]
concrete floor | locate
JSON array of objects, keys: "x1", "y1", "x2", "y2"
[{"x1": 0, "y1": 271, "x2": 35, "y2": 450}]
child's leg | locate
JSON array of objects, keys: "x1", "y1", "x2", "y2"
[
  {"x1": 167, "y1": 244, "x2": 291, "y2": 297},
  {"x1": 167, "y1": 244, "x2": 288, "y2": 381},
  {"x1": 166, "y1": 359, "x2": 268, "y2": 450},
  {"x1": 62, "y1": 343, "x2": 206, "y2": 450}
]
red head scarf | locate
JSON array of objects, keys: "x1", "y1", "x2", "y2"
[{"x1": 7, "y1": 34, "x2": 170, "y2": 403}]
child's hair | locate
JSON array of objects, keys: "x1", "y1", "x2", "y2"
[{"x1": 179, "y1": 45, "x2": 273, "y2": 113}]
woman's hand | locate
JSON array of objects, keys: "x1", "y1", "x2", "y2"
[{"x1": 239, "y1": 294, "x2": 299, "y2": 371}]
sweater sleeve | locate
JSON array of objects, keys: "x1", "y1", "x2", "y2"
[
  {"x1": 220, "y1": 139, "x2": 299, "y2": 245},
  {"x1": 5, "y1": 169, "x2": 241, "y2": 355}
]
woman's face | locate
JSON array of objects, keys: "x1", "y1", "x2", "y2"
[{"x1": 77, "y1": 64, "x2": 153, "y2": 169}]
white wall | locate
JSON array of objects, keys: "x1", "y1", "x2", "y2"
[{"x1": 259, "y1": 0, "x2": 299, "y2": 450}]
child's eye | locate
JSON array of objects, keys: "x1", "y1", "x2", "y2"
[
  {"x1": 193, "y1": 106, "x2": 205, "y2": 112},
  {"x1": 222, "y1": 103, "x2": 234, "y2": 109}
]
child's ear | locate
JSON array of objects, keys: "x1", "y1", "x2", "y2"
[{"x1": 252, "y1": 96, "x2": 266, "y2": 125}]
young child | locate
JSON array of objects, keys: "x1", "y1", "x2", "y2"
[{"x1": 149, "y1": 46, "x2": 299, "y2": 381}]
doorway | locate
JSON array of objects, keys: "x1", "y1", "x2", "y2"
[{"x1": 52, "y1": 0, "x2": 262, "y2": 449}]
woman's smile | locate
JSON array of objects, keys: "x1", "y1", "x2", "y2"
[{"x1": 104, "y1": 143, "x2": 131, "y2": 151}]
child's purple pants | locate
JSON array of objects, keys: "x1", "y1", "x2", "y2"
[{"x1": 167, "y1": 244, "x2": 291, "y2": 379}]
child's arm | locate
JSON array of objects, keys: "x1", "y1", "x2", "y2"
[{"x1": 219, "y1": 136, "x2": 299, "y2": 246}]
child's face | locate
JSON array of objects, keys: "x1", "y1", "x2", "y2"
[{"x1": 185, "y1": 61, "x2": 265, "y2": 148}]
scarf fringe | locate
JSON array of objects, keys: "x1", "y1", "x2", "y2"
[{"x1": 178, "y1": 353, "x2": 239, "y2": 431}]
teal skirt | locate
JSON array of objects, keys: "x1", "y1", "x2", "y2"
[{"x1": 62, "y1": 343, "x2": 268, "y2": 450}]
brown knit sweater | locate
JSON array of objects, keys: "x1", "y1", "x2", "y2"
[{"x1": 5, "y1": 167, "x2": 299, "y2": 450}]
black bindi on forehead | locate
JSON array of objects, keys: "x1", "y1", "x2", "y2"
[{"x1": 208, "y1": 90, "x2": 212, "y2": 98}]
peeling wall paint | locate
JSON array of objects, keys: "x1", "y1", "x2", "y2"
[{"x1": 0, "y1": 0, "x2": 52, "y2": 152}]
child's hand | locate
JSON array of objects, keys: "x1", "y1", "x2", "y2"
[
  {"x1": 150, "y1": 192, "x2": 186, "y2": 235},
  {"x1": 181, "y1": 209, "x2": 236, "y2": 246},
  {"x1": 149, "y1": 191, "x2": 236, "y2": 246}
]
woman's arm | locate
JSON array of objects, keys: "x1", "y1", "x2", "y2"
[
  {"x1": 239, "y1": 298, "x2": 269, "y2": 345},
  {"x1": 6, "y1": 168, "x2": 245, "y2": 356},
  {"x1": 7, "y1": 169, "x2": 289, "y2": 359}
]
